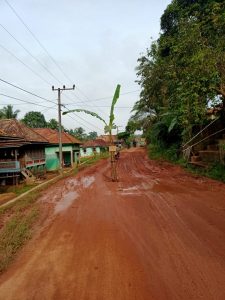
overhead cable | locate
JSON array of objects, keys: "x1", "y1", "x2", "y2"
[{"x1": 0, "y1": 77, "x2": 56, "y2": 105}]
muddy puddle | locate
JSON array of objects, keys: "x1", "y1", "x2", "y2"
[{"x1": 54, "y1": 191, "x2": 79, "y2": 214}]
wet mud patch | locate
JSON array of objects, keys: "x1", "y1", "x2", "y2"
[{"x1": 54, "y1": 191, "x2": 79, "y2": 214}]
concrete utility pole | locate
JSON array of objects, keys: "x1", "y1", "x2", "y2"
[{"x1": 52, "y1": 85, "x2": 75, "y2": 172}]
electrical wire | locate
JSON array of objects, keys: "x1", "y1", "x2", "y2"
[
  {"x1": 0, "y1": 77, "x2": 56, "y2": 105},
  {"x1": 63, "y1": 107, "x2": 103, "y2": 131},
  {"x1": 4, "y1": 0, "x2": 108, "y2": 116},
  {"x1": 0, "y1": 23, "x2": 64, "y2": 85},
  {"x1": 70, "y1": 89, "x2": 141, "y2": 104},
  {"x1": 65, "y1": 113, "x2": 99, "y2": 133},
  {"x1": 0, "y1": 93, "x2": 56, "y2": 109},
  {"x1": 0, "y1": 78, "x2": 103, "y2": 131},
  {"x1": 65, "y1": 104, "x2": 133, "y2": 109},
  {"x1": 0, "y1": 43, "x2": 52, "y2": 85},
  {"x1": 3, "y1": 0, "x2": 121, "y2": 130}
]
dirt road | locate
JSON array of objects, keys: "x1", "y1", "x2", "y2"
[{"x1": 0, "y1": 148, "x2": 225, "y2": 300}]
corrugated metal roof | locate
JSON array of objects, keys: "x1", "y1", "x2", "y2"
[
  {"x1": 81, "y1": 139, "x2": 108, "y2": 148},
  {"x1": 98, "y1": 134, "x2": 118, "y2": 143},
  {"x1": 33, "y1": 128, "x2": 81, "y2": 145},
  {"x1": 0, "y1": 119, "x2": 48, "y2": 143}
]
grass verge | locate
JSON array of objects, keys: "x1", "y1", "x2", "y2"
[
  {"x1": 0, "y1": 207, "x2": 39, "y2": 273},
  {"x1": 148, "y1": 144, "x2": 225, "y2": 183},
  {"x1": 0, "y1": 174, "x2": 63, "y2": 273},
  {"x1": 0, "y1": 153, "x2": 109, "y2": 273},
  {"x1": 186, "y1": 163, "x2": 225, "y2": 182}
]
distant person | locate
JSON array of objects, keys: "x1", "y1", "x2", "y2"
[{"x1": 133, "y1": 140, "x2": 137, "y2": 147}]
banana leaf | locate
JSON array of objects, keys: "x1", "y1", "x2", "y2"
[{"x1": 63, "y1": 109, "x2": 107, "y2": 125}]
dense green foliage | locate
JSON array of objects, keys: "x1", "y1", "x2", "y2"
[
  {"x1": 67, "y1": 127, "x2": 98, "y2": 141},
  {"x1": 67, "y1": 127, "x2": 87, "y2": 141},
  {"x1": 0, "y1": 105, "x2": 20, "y2": 119},
  {"x1": 134, "y1": 0, "x2": 225, "y2": 147},
  {"x1": 87, "y1": 131, "x2": 98, "y2": 140},
  {"x1": 22, "y1": 111, "x2": 47, "y2": 128},
  {"x1": 47, "y1": 118, "x2": 59, "y2": 130}
]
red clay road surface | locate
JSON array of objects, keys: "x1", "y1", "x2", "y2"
[{"x1": 0, "y1": 148, "x2": 225, "y2": 300}]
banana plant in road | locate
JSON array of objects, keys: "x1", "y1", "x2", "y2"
[{"x1": 63, "y1": 84, "x2": 121, "y2": 181}]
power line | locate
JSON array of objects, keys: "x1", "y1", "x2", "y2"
[
  {"x1": 0, "y1": 23, "x2": 63, "y2": 85},
  {"x1": 0, "y1": 93, "x2": 56, "y2": 109},
  {"x1": 0, "y1": 22, "x2": 91, "y2": 108},
  {"x1": 65, "y1": 114, "x2": 95, "y2": 132},
  {"x1": 63, "y1": 107, "x2": 103, "y2": 132},
  {"x1": 5, "y1": 0, "x2": 74, "y2": 84},
  {"x1": 4, "y1": 0, "x2": 108, "y2": 116},
  {"x1": 73, "y1": 89, "x2": 141, "y2": 104},
  {"x1": 0, "y1": 78, "x2": 104, "y2": 130},
  {"x1": 0, "y1": 77, "x2": 56, "y2": 105},
  {"x1": 0, "y1": 93, "x2": 101, "y2": 131},
  {"x1": 0, "y1": 43, "x2": 52, "y2": 85},
  {"x1": 4, "y1": 0, "x2": 112, "y2": 127},
  {"x1": 2, "y1": 3, "x2": 86, "y2": 107},
  {"x1": 40, "y1": 104, "x2": 57, "y2": 113},
  {"x1": 66, "y1": 104, "x2": 133, "y2": 109}
]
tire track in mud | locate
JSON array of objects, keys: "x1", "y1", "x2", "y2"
[
  {"x1": 116, "y1": 149, "x2": 225, "y2": 300},
  {"x1": 0, "y1": 149, "x2": 225, "y2": 300}
]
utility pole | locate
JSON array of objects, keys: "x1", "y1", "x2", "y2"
[{"x1": 52, "y1": 85, "x2": 75, "y2": 172}]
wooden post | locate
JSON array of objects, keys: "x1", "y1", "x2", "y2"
[
  {"x1": 71, "y1": 150, "x2": 73, "y2": 167},
  {"x1": 109, "y1": 145, "x2": 117, "y2": 181}
]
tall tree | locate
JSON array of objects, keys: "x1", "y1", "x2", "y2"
[
  {"x1": 68, "y1": 127, "x2": 87, "y2": 141},
  {"x1": 87, "y1": 131, "x2": 98, "y2": 140},
  {"x1": 47, "y1": 118, "x2": 59, "y2": 130},
  {"x1": 22, "y1": 111, "x2": 47, "y2": 128},
  {"x1": 134, "y1": 0, "x2": 225, "y2": 143},
  {"x1": 0, "y1": 105, "x2": 20, "y2": 119}
]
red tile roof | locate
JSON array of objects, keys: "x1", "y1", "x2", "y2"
[
  {"x1": 0, "y1": 119, "x2": 48, "y2": 143},
  {"x1": 33, "y1": 128, "x2": 81, "y2": 145},
  {"x1": 82, "y1": 139, "x2": 108, "y2": 148}
]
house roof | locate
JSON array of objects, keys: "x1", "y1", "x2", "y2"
[
  {"x1": 33, "y1": 128, "x2": 81, "y2": 145},
  {"x1": 81, "y1": 139, "x2": 108, "y2": 148},
  {"x1": 0, "y1": 129, "x2": 7, "y2": 136},
  {"x1": 98, "y1": 134, "x2": 118, "y2": 143},
  {"x1": 0, "y1": 119, "x2": 48, "y2": 143}
]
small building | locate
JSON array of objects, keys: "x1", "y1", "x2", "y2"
[
  {"x1": 33, "y1": 128, "x2": 81, "y2": 171},
  {"x1": 98, "y1": 134, "x2": 118, "y2": 144},
  {"x1": 80, "y1": 139, "x2": 108, "y2": 157},
  {"x1": 135, "y1": 137, "x2": 146, "y2": 147},
  {"x1": 0, "y1": 119, "x2": 48, "y2": 184}
]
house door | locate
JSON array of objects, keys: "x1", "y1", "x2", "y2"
[{"x1": 63, "y1": 152, "x2": 71, "y2": 167}]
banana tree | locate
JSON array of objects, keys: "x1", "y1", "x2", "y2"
[
  {"x1": 63, "y1": 84, "x2": 121, "y2": 142},
  {"x1": 62, "y1": 84, "x2": 121, "y2": 180}
]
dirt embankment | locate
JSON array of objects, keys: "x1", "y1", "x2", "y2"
[{"x1": 0, "y1": 148, "x2": 225, "y2": 300}]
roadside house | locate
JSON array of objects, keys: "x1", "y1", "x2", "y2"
[
  {"x1": 0, "y1": 119, "x2": 48, "y2": 184},
  {"x1": 98, "y1": 134, "x2": 118, "y2": 144},
  {"x1": 33, "y1": 128, "x2": 81, "y2": 171},
  {"x1": 80, "y1": 139, "x2": 108, "y2": 157}
]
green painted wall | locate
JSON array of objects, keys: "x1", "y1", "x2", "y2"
[
  {"x1": 45, "y1": 144, "x2": 80, "y2": 171},
  {"x1": 80, "y1": 147, "x2": 101, "y2": 157}
]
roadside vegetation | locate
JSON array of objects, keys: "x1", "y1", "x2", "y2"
[
  {"x1": 0, "y1": 190, "x2": 40, "y2": 273},
  {"x1": 129, "y1": 0, "x2": 225, "y2": 182},
  {"x1": 79, "y1": 152, "x2": 109, "y2": 167},
  {"x1": 148, "y1": 144, "x2": 225, "y2": 183},
  {"x1": 0, "y1": 151, "x2": 109, "y2": 273}
]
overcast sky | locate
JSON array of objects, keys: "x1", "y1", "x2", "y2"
[{"x1": 0, "y1": 0, "x2": 171, "y2": 135}]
